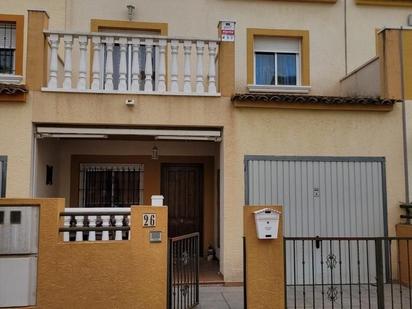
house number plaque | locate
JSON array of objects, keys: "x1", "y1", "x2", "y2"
[{"x1": 143, "y1": 213, "x2": 157, "y2": 227}]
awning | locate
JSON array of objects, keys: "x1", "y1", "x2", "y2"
[{"x1": 36, "y1": 126, "x2": 222, "y2": 142}]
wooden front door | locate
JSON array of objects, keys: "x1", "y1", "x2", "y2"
[{"x1": 161, "y1": 164, "x2": 203, "y2": 241}]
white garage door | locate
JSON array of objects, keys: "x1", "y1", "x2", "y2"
[{"x1": 245, "y1": 156, "x2": 387, "y2": 237}]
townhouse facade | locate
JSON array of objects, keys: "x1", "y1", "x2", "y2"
[{"x1": 0, "y1": 0, "x2": 412, "y2": 285}]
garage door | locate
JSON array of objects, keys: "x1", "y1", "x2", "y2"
[{"x1": 245, "y1": 156, "x2": 387, "y2": 237}]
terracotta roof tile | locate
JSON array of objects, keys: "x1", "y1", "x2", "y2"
[
  {"x1": 0, "y1": 83, "x2": 28, "y2": 95},
  {"x1": 231, "y1": 93, "x2": 398, "y2": 106}
]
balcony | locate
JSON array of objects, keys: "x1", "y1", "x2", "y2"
[{"x1": 42, "y1": 30, "x2": 221, "y2": 96}]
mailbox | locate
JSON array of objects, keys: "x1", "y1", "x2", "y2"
[{"x1": 254, "y1": 208, "x2": 281, "y2": 239}]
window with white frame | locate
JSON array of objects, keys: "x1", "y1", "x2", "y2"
[
  {"x1": 0, "y1": 22, "x2": 16, "y2": 74},
  {"x1": 254, "y1": 36, "x2": 301, "y2": 86}
]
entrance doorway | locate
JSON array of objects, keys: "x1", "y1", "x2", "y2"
[{"x1": 161, "y1": 164, "x2": 203, "y2": 254}]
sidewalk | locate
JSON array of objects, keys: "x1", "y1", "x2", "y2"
[{"x1": 197, "y1": 285, "x2": 244, "y2": 309}]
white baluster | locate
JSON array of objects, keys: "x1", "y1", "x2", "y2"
[
  {"x1": 63, "y1": 35, "x2": 73, "y2": 89},
  {"x1": 208, "y1": 42, "x2": 217, "y2": 94},
  {"x1": 144, "y1": 39, "x2": 153, "y2": 92},
  {"x1": 115, "y1": 215, "x2": 123, "y2": 240},
  {"x1": 118, "y1": 38, "x2": 128, "y2": 91},
  {"x1": 131, "y1": 38, "x2": 140, "y2": 91},
  {"x1": 75, "y1": 215, "x2": 84, "y2": 242},
  {"x1": 157, "y1": 39, "x2": 167, "y2": 92},
  {"x1": 104, "y1": 37, "x2": 114, "y2": 91},
  {"x1": 183, "y1": 41, "x2": 192, "y2": 94},
  {"x1": 88, "y1": 215, "x2": 96, "y2": 241},
  {"x1": 91, "y1": 36, "x2": 101, "y2": 90},
  {"x1": 196, "y1": 41, "x2": 205, "y2": 93},
  {"x1": 170, "y1": 40, "x2": 179, "y2": 92},
  {"x1": 127, "y1": 215, "x2": 131, "y2": 240},
  {"x1": 77, "y1": 35, "x2": 88, "y2": 90},
  {"x1": 63, "y1": 215, "x2": 70, "y2": 242},
  {"x1": 47, "y1": 34, "x2": 59, "y2": 89},
  {"x1": 102, "y1": 215, "x2": 110, "y2": 241}
]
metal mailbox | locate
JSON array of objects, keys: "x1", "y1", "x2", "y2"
[
  {"x1": 0, "y1": 206, "x2": 39, "y2": 307},
  {"x1": 254, "y1": 208, "x2": 281, "y2": 239}
]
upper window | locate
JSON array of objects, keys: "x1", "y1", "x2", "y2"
[
  {"x1": 0, "y1": 22, "x2": 16, "y2": 74},
  {"x1": 0, "y1": 15, "x2": 23, "y2": 77},
  {"x1": 247, "y1": 29, "x2": 310, "y2": 93},
  {"x1": 254, "y1": 37, "x2": 300, "y2": 86}
]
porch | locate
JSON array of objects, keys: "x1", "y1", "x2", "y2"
[{"x1": 34, "y1": 125, "x2": 223, "y2": 281}]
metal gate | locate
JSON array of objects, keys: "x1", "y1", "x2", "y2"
[
  {"x1": 245, "y1": 156, "x2": 387, "y2": 238},
  {"x1": 168, "y1": 233, "x2": 199, "y2": 309},
  {"x1": 285, "y1": 237, "x2": 412, "y2": 309}
]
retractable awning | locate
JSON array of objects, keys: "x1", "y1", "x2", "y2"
[{"x1": 35, "y1": 126, "x2": 222, "y2": 142}]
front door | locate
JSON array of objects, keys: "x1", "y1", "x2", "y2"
[{"x1": 161, "y1": 163, "x2": 203, "y2": 242}]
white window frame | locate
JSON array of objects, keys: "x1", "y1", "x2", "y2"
[{"x1": 253, "y1": 40, "x2": 301, "y2": 87}]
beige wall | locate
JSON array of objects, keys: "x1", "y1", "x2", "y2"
[
  {"x1": 1, "y1": 1, "x2": 410, "y2": 94},
  {"x1": 0, "y1": 199, "x2": 168, "y2": 309}
]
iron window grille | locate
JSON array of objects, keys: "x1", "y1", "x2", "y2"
[
  {"x1": 78, "y1": 163, "x2": 144, "y2": 207},
  {"x1": 0, "y1": 156, "x2": 6, "y2": 198},
  {"x1": 0, "y1": 22, "x2": 16, "y2": 74}
]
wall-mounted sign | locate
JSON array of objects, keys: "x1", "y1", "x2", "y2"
[
  {"x1": 219, "y1": 21, "x2": 236, "y2": 42},
  {"x1": 143, "y1": 213, "x2": 156, "y2": 227}
]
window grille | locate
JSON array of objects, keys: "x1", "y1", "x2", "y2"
[
  {"x1": 0, "y1": 156, "x2": 7, "y2": 198},
  {"x1": 0, "y1": 22, "x2": 16, "y2": 74},
  {"x1": 78, "y1": 164, "x2": 144, "y2": 207}
]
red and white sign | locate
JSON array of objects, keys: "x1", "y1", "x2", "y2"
[{"x1": 220, "y1": 21, "x2": 236, "y2": 42}]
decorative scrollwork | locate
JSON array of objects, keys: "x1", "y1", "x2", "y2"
[
  {"x1": 327, "y1": 286, "x2": 338, "y2": 303},
  {"x1": 326, "y1": 253, "x2": 337, "y2": 269},
  {"x1": 181, "y1": 251, "x2": 189, "y2": 265},
  {"x1": 181, "y1": 284, "x2": 190, "y2": 297}
]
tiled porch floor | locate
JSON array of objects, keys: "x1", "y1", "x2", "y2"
[{"x1": 197, "y1": 285, "x2": 244, "y2": 309}]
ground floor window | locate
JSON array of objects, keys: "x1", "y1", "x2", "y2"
[
  {"x1": 78, "y1": 163, "x2": 144, "y2": 207},
  {"x1": 0, "y1": 156, "x2": 6, "y2": 197}
]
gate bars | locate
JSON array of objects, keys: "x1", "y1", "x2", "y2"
[
  {"x1": 284, "y1": 237, "x2": 412, "y2": 309},
  {"x1": 168, "y1": 233, "x2": 200, "y2": 309}
]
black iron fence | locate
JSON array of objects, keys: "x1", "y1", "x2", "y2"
[
  {"x1": 285, "y1": 237, "x2": 412, "y2": 309},
  {"x1": 168, "y1": 232, "x2": 199, "y2": 309}
]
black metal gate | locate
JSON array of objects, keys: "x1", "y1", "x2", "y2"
[
  {"x1": 168, "y1": 232, "x2": 200, "y2": 309},
  {"x1": 285, "y1": 237, "x2": 412, "y2": 309}
]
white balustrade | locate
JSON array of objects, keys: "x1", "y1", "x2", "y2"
[
  {"x1": 208, "y1": 42, "x2": 217, "y2": 94},
  {"x1": 144, "y1": 39, "x2": 154, "y2": 92},
  {"x1": 104, "y1": 37, "x2": 114, "y2": 91},
  {"x1": 60, "y1": 208, "x2": 131, "y2": 242},
  {"x1": 91, "y1": 36, "x2": 101, "y2": 90},
  {"x1": 63, "y1": 215, "x2": 71, "y2": 242},
  {"x1": 101, "y1": 215, "x2": 110, "y2": 241},
  {"x1": 75, "y1": 215, "x2": 84, "y2": 241},
  {"x1": 170, "y1": 40, "x2": 179, "y2": 92},
  {"x1": 157, "y1": 39, "x2": 167, "y2": 92},
  {"x1": 88, "y1": 215, "x2": 96, "y2": 241},
  {"x1": 196, "y1": 41, "x2": 205, "y2": 93},
  {"x1": 115, "y1": 215, "x2": 124, "y2": 240},
  {"x1": 118, "y1": 37, "x2": 128, "y2": 91},
  {"x1": 44, "y1": 31, "x2": 220, "y2": 96},
  {"x1": 77, "y1": 35, "x2": 88, "y2": 90},
  {"x1": 183, "y1": 40, "x2": 192, "y2": 93},
  {"x1": 63, "y1": 35, "x2": 73, "y2": 89},
  {"x1": 131, "y1": 38, "x2": 140, "y2": 91}
]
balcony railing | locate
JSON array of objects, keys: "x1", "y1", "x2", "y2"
[
  {"x1": 43, "y1": 31, "x2": 220, "y2": 96},
  {"x1": 59, "y1": 207, "x2": 131, "y2": 242}
]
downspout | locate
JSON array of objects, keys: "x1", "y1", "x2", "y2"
[
  {"x1": 399, "y1": 27, "x2": 410, "y2": 203},
  {"x1": 344, "y1": 0, "x2": 348, "y2": 75}
]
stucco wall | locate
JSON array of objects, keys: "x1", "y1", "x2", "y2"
[{"x1": 0, "y1": 198, "x2": 168, "y2": 309}]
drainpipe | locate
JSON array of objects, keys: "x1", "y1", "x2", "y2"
[
  {"x1": 399, "y1": 27, "x2": 410, "y2": 203},
  {"x1": 344, "y1": 0, "x2": 348, "y2": 75}
]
